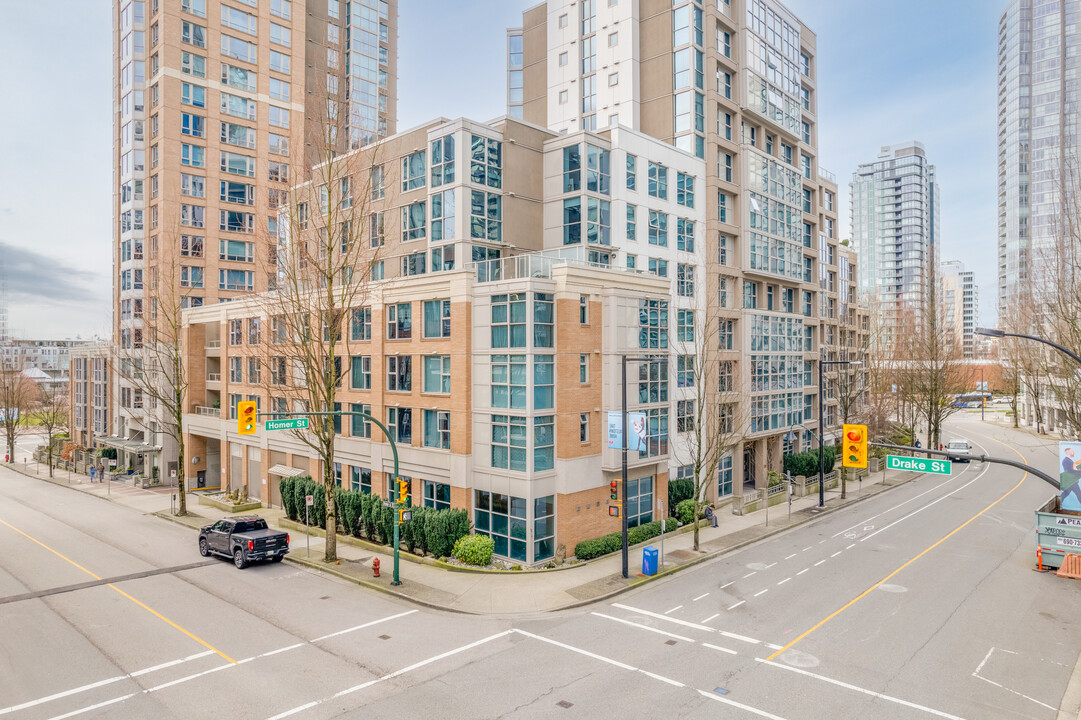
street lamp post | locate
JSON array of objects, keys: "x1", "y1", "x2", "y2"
[
  {"x1": 620, "y1": 354, "x2": 661, "y2": 579},
  {"x1": 976, "y1": 328, "x2": 1081, "y2": 368},
  {"x1": 817, "y1": 359, "x2": 861, "y2": 509}
]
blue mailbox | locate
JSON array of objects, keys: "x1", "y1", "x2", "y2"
[{"x1": 642, "y1": 546, "x2": 658, "y2": 576}]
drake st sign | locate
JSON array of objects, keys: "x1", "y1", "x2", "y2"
[{"x1": 886, "y1": 455, "x2": 952, "y2": 475}]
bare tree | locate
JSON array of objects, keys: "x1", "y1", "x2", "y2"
[
  {"x1": 254, "y1": 86, "x2": 384, "y2": 563},
  {"x1": 673, "y1": 302, "x2": 747, "y2": 552},
  {"x1": 831, "y1": 349, "x2": 864, "y2": 499},
  {"x1": 858, "y1": 294, "x2": 897, "y2": 440},
  {"x1": 36, "y1": 385, "x2": 69, "y2": 477},
  {"x1": 0, "y1": 365, "x2": 32, "y2": 463}
]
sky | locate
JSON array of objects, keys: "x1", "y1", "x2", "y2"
[{"x1": 0, "y1": 0, "x2": 1004, "y2": 339}]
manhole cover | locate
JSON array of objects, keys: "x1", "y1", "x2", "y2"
[
  {"x1": 665, "y1": 639, "x2": 678, "y2": 646},
  {"x1": 556, "y1": 700, "x2": 573, "y2": 709}
]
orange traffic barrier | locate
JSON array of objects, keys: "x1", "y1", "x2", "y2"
[
  {"x1": 1056, "y1": 553, "x2": 1081, "y2": 580},
  {"x1": 1037, "y1": 545, "x2": 1043, "y2": 571}
]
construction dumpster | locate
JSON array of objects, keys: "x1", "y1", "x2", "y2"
[{"x1": 1035, "y1": 495, "x2": 1081, "y2": 570}]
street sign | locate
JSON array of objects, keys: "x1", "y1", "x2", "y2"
[
  {"x1": 886, "y1": 455, "x2": 952, "y2": 475},
  {"x1": 265, "y1": 418, "x2": 310, "y2": 431},
  {"x1": 305, "y1": 494, "x2": 314, "y2": 507}
]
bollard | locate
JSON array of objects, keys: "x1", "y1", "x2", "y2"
[
  {"x1": 1037, "y1": 545, "x2": 1044, "y2": 571},
  {"x1": 372, "y1": 557, "x2": 381, "y2": 577}
]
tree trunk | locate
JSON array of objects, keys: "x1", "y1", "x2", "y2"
[
  {"x1": 176, "y1": 441, "x2": 187, "y2": 516},
  {"x1": 692, "y1": 511, "x2": 700, "y2": 552},
  {"x1": 47, "y1": 442, "x2": 53, "y2": 478},
  {"x1": 324, "y1": 452, "x2": 337, "y2": 562},
  {"x1": 840, "y1": 466, "x2": 847, "y2": 500}
]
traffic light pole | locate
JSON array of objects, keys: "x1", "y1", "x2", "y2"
[{"x1": 258, "y1": 409, "x2": 402, "y2": 585}]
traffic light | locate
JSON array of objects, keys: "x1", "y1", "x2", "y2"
[
  {"x1": 396, "y1": 477, "x2": 409, "y2": 504},
  {"x1": 610, "y1": 480, "x2": 619, "y2": 501},
  {"x1": 238, "y1": 401, "x2": 257, "y2": 435},
  {"x1": 842, "y1": 424, "x2": 868, "y2": 469}
]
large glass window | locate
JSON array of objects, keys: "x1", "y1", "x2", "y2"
[
  {"x1": 639, "y1": 299, "x2": 668, "y2": 349},
  {"x1": 351, "y1": 464, "x2": 372, "y2": 491},
  {"x1": 470, "y1": 191, "x2": 502, "y2": 241},
  {"x1": 491, "y1": 355, "x2": 526, "y2": 409},
  {"x1": 423, "y1": 355, "x2": 451, "y2": 394},
  {"x1": 677, "y1": 309, "x2": 695, "y2": 342},
  {"x1": 626, "y1": 476, "x2": 654, "y2": 528},
  {"x1": 586, "y1": 145, "x2": 610, "y2": 194},
  {"x1": 431, "y1": 189, "x2": 454, "y2": 241},
  {"x1": 387, "y1": 355, "x2": 412, "y2": 391},
  {"x1": 491, "y1": 416, "x2": 527, "y2": 471},
  {"x1": 431, "y1": 135, "x2": 454, "y2": 187},
  {"x1": 423, "y1": 410, "x2": 450, "y2": 449},
  {"x1": 534, "y1": 418, "x2": 554, "y2": 472},
  {"x1": 638, "y1": 359, "x2": 668, "y2": 404},
  {"x1": 491, "y1": 293, "x2": 526, "y2": 348},
  {"x1": 533, "y1": 356, "x2": 553, "y2": 409},
  {"x1": 387, "y1": 303, "x2": 411, "y2": 339},
  {"x1": 474, "y1": 490, "x2": 528, "y2": 562},
  {"x1": 424, "y1": 481, "x2": 450, "y2": 509},
  {"x1": 563, "y1": 145, "x2": 581, "y2": 192},
  {"x1": 351, "y1": 307, "x2": 371, "y2": 340},
  {"x1": 533, "y1": 293, "x2": 553, "y2": 347},
  {"x1": 423, "y1": 299, "x2": 451, "y2": 338},
  {"x1": 471, "y1": 135, "x2": 502, "y2": 188},
  {"x1": 402, "y1": 201, "x2": 426, "y2": 241},
  {"x1": 648, "y1": 162, "x2": 668, "y2": 199},
  {"x1": 534, "y1": 495, "x2": 555, "y2": 561},
  {"x1": 648, "y1": 211, "x2": 668, "y2": 246},
  {"x1": 387, "y1": 407, "x2": 411, "y2": 444},
  {"x1": 402, "y1": 150, "x2": 426, "y2": 191},
  {"x1": 563, "y1": 197, "x2": 581, "y2": 245},
  {"x1": 586, "y1": 198, "x2": 610, "y2": 245},
  {"x1": 350, "y1": 356, "x2": 371, "y2": 390}
]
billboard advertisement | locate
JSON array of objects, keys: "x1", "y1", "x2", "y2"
[
  {"x1": 1059, "y1": 442, "x2": 1081, "y2": 511},
  {"x1": 607, "y1": 411, "x2": 647, "y2": 452}
]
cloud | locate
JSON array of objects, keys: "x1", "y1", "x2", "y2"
[{"x1": 0, "y1": 242, "x2": 102, "y2": 304}]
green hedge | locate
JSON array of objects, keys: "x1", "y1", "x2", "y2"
[
  {"x1": 676, "y1": 498, "x2": 697, "y2": 525},
  {"x1": 573, "y1": 518, "x2": 678, "y2": 561},
  {"x1": 279, "y1": 476, "x2": 469, "y2": 557},
  {"x1": 453, "y1": 534, "x2": 494, "y2": 566},
  {"x1": 668, "y1": 478, "x2": 694, "y2": 514},
  {"x1": 783, "y1": 447, "x2": 836, "y2": 478}
]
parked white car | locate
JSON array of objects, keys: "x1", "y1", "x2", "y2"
[{"x1": 945, "y1": 439, "x2": 973, "y2": 463}]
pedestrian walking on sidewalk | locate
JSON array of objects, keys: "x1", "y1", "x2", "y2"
[{"x1": 90, "y1": 466, "x2": 96, "y2": 482}]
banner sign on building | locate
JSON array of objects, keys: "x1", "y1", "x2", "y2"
[{"x1": 607, "y1": 411, "x2": 647, "y2": 452}]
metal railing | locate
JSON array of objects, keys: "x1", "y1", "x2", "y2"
[
  {"x1": 818, "y1": 168, "x2": 836, "y2": 183},
  {"x1": 195, "y1": 405, "x2": 220, "y2": 417},
  {"x1": 206, "y1": 372, "x2": 221, "y2": 382},
  {"x1": 205, "y1": 340, "x2": 221, "y2": 349}
]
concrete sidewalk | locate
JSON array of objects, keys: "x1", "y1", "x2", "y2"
[{"x1": 5, "y1": 459, "x2": 918, "y2": 615}]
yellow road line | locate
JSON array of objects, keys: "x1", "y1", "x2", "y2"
[
  {"x1": 766, "y1": 436, "x2": 1031, "y2": 662},
  {"x1": 0, "y1": 518, "x2": 236, "y2": 664}
]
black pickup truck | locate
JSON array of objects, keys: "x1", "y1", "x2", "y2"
[{"x1": 198, "y1": 516, "x2": 289, "y2": 568}]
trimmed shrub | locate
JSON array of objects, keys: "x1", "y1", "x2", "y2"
[
  {"x1": 573, "y1": 518, "x2": 677, "y2": 560},
  {"x1": 280, "y1": 477, "x2": 296, "y2": 520},
  {"x1": 783, "y1": 447, "x2": 837, "y2": 478},
  {"x1": 668, "y1": 478, "x2": 694, "y2": 514},
  {"x1": 676, "y1": 498, "x2": 697, "y2": 525},
  {"x1": 453, "y1": 534, "x2": 494, "y2": 566}
]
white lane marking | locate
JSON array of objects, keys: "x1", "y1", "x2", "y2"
[
  {"x1": 515, "y1": 628, "x2": 635, "y2": 670},
  {"x1": 46, "y1": 694, "x2": 136, "y2": 720},
  {"x1": 972, "y1": 674, "x2": 1054, "y2": 711},
  {"x1": 757, "y1": 659, "x2": 965, "y2": 719},
  {"x1": 831, "y1": 551, "x2": 842, "y2": 558},
  {"x1": 814, "y1": 559, "x2": 826, "y2": 566},
  {"x1": 592, "y1": 612, "x2": 695, "y2": 643},
  {"x1": 796, "y1": 568, "x2": 809, "y2": 575},
  {"x1": 144, "y1": 663, "x2": 233, "y2": 693},
  {"x1": 665, "y1": 605, "x2": 683, "y2": 614},
  {"x1": 257, "y1": 643, "x2": 305, "y2": 658},
  {"x1": 763, "y1": 562, "x2": 777, "y2": 569},
  {"x1": 777, "y1": 578, "x2": 791, "y2": 586},
  {"x1": 973, "y1": 647, "x2": 995, "y2": 675},
  {"x1": 753, "y1": 589, "x2": 769, "y2": 597},
  {"x1": 692, "y1": 592, "x2": 710, "y2": 602},
  {"x1": 728, "y1": 600, "x2": 745, "y2": 610},
  {"x1": 698, "y1": 689, "x2": 789, "y2": 719},
  {"x1": 639, "y1": 665, "x2": 683, "y2": 683},
  {"x1": 266, "y1": 702, "x2": 319, "y2": 720},
  {"x1": 310, "y1": 609, "x2": 418, "y2": 641},
  {"x1": 831, "y1": 470, "x2": 967, "y2": 539},
  {"x1": 846, "y1": 544, "x2": 856, "y2": 550},
  {"x1": 701, "y1": 613, "x2": 720, "y2": 623},
  {"x1": 3, "y1": 649, "x2": 214, "y2": 716},
  {"x1": 742, "y1": 571, "x2": 757, "y2": 578},
  {"x1": 802, "y1": 546, "x2": 812, "y2": 551},
  {"x1": 611, "y1": 604, "x2": 719, "y2": 634},
  {"x1": 703, "y1": 643, "x2": 738, "y2": 655},
  {"x1": 720, "y1": 581, "x2": 734, "y2": 589},
  {"x1": 784, "y1": 553, "x2": 797, "y2": 560},
  {"x1": 861, "y1": 466, "x2": 989, "y2": 543}
]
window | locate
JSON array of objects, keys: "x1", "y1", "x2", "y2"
[
  {"x1": 181, "y1": 173, "x2": 205, "y2": 198},
  {"x1": 219, "y1": 210, "x2": 254, "y2": 233},
  {"x1": 534, "y1": 355, "x2": 553, "y2": 409},
  {"x1": 608, "y1": 31, "x2": 618, "y2": 46},
  {"x1": 719, "y1": 70, "x2": 731, "y2": 99},
  {"x1": 470, "y1": 135, "x2": 502, "y2": 188},
  {"x1": 402, "y1": 150, "x2": 426, "y2": 191},
  {"x1": 721, "y1": 111, "x2": 732, "y2": 140},
  {"x1": 269, "y1": 78, "x2": 290, "y2": 101},
  {"x1": 401, "y1": 251, "x2": 426, "y2": 277},
  {"x1": 677, "y1": 309, "x2": 695, "y2": 342},
  {"x1": 182, "y1": 21, "x2": 206, "y2": 48},
  {"x1": 424, "y1": 481, "x2": 450, "y2": 509},
  {"x1": 677, "y1": 355, "x2": 695, "y2": 388},
  {"x1": 491, "y1": 415, "x2": 527, "y2": 471},
  {"x1": 677, "y1": 400, "x2": 695, "y2": 432},
  {"x1": 626, "y1": 204, "x2": 636, "y2": 241},
  {"x1": 387, "y1": 303, "x2": 411, "y2": 339},
  {"x1": 180, "y1": 266, "x2": 203, "y2": 288},
  {"x1": 246, "y1": 358, "x2": 260, "y2": 384},
  {"x1": 579, "y1": 354, "x2": 589, "y2": 383},
  {"x1": 626, "y1": 154, "x2": 637, "y2": 191},
  {"x1": 221, "y1": 5, "x2": 256, "y2": 34},
  {"x1": 648, "y1": 211, "x2": 668, "y2": 246},
  {"x1": 270, "y1": 22, "x2": 291, "y2": 47},
  {"x1": 181, "y1": 143, "x2": 205, "y2": 167},
  {"x1": 180, "y1": 203, "x2": 204, "y2": 228},
  {"x1": 351, "y1": 464, "x2": 372, "y2": 492},
  {"x1": 639, "y1": 299, "x2": 668, "y2": 349},
  {"x1": 626, "y1": 476, "x2": 654, "y2": 527},
  {"x1": 269, "y1": 50, "x2": 290, "y2": 74},
  {"x1": 677, "y1": 173, "x2": 695, "y2": 207},
  {"x1": 423, "y1": 355, "x2": 451, "y2": 393},
  {"x1": 579, "y1": 413, "x2": 590, "y2": 442},
  {"x1": 677, "y1": 218, "x2": 694, "y2": 253},
  {"x1": 647, "y1": 163, "x2": 668, "y2": 199},
  {"x1": 534, "y1": 419, "x2": 554, "y2": 472},
  {"x1": 180, "y1": 234, "x2": 204, "y2": 257},
  {"x1": 219, "y1": 239, "x2": 253, "y2": 261},
  {"x1": 533, "y1": 293, "x2": 553, "y2": 348},
  {"x1": 718, "y1": 455, "x2": 733, "y2": 497},
  {"x1": 491, "y1": 355, "x2": 526, "y2": 409},
  {"x1": 402, "y1": 201, "x2": 426, "y2": 241},
  {"x1": 351, "y1": 308, "x2": 371, "y2": 341},
  {"x1": 271, "y1": 0, "x2": 291, "y2": 20},
  {"x1": 677, "y1": 264, "x2": 695, "y2": 297},
  {"x1": 563, "y1": 197, "x2": 581, "y2": 245},
  {"x1": 491, "y1": 293, "x2": 526, "y2": 348},
  {"x1": 221, "y1": 122, "x2": 255, "y2": 149},
  {"x1": 268, "y1": 106, "x2": 290, "y2": 128},
  {"x1": 470, "y1": 190, "x2": 502, "y2": 241},
  {"x1": 717, "y1": 191, "x2": 728, "y2": 223},
  {"x1": 585, "y1": 197, "x2": 610, "y2": 245},
  {"x1": 182, "y1": 0, "x2": 206, "y2": 17},
  {"x1": 269, "y1": 132, "x2": 289, "y2": 155},
  {"x1": 423, "y1": 410, "x2": 450, "y2": 449},
  {"x1": 423, "y1": 299, "x2": 451, "y2": 338},
  {"x1": 221, "y1": 151, "x2": 255, "y2": 177},
  {"x1": 719, "y1": 319, "x2": 733, "y2": 350},
  {"x1": 430, "y1": 135, "x2": 454, "y2": 187},
  {"x1": 586, "y1": 145, "x2": 610, "y2": 194},
  {"x1": 387, "y1": 407, "x2": 412, "y2": 444},
  {"x1": 579, "y1": 295, "x2": 589, "y2": 324},
  {"x1": 268, "y1": 161, "x2": 289, "y2": 183},
  {"x1": 181, "y1": 82, "x2": 205, "y2": 107},
  {"x1": 219, "y1": 269, "x2": 253, "y2": 291},
  {"x1": 221, "y1": 34, "x2": 255, "y2": 63},
  {"x1": 350, "y1": 356, "x2": 371, "y2": 390},
  {"x1": 181, "y1": 52, "x2": 206, "y2": 77},
  {"x1": 220, "y1": 180, "x2": 254, "y2": 205},
  {"x1": 387, "y1": 356, "x2": 412, "y2": 392}
]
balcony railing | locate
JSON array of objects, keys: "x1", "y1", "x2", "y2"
[
  {"x1": 472, "y1": 246, "x2": 644, "y2": 284},
  {"x1": 205, "y1": 340, "x2": 221, "y2": 349},
  {"x1": 195, "y1": 405, "x2": 220, "y2": 417},
  {"x1": 206, "y1": 372, "x2": 221, "y2": 382},
  {"x1": 818, "y1": 168, "x2": 837, "y2": 183}
]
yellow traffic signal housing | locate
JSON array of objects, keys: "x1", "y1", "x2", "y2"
[
  {"x1": 842, "y1": 423, "x2": 868, "y2": 468},
  {"x1": 237, "y1": 401, "x2": 257, "y2": 435},
  {"x1": 396, "y1": 477, "x2": 409, "y2": 503}
]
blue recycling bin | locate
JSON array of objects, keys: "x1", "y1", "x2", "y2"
[{"x1": 642, "y1": 546, "x2": 658, "y2": 576}]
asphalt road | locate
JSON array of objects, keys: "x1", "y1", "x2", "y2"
[{"x1": 0, "y1": 417, "x2": 1077, "y2": 720}]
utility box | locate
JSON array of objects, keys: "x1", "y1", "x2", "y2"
[
  {"x1": 1036, "y1": 496, "x2": 1081, "y2": 570},
  {"x1": 642, "y1": 546, "x2": 658, "y2": 576}
]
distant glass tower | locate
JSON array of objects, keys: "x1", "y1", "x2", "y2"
[
  {"x1": 850, "y1": 142, "x2": 939, "y2": 344},
  {"x1": 997, "y1": 0, "x2": 1080, "y2": 313}
]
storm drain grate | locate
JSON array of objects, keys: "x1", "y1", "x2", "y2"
[
  {"x1": 665, "y1": 640, "x2": 678, "y2": 646},
  {"x1": 556, "y1": 701, "x2": 574, "y2": 709}
]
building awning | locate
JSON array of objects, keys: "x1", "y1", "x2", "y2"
[
  {"x1": 268, "y1": 464, "x2": 305, "y2": 477},
  {"x1": 98, "y1": 436, "x2": 162, "y2": 453}
]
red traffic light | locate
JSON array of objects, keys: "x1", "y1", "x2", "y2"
[
  {"x1": 610, "y1": 480, "x2": 618, "y2": 500},
  {"x1": 846, "y1": 430, "x2": 862, "y2": 442}
]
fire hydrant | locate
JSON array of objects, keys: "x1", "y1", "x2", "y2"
[{"x1": 372, "y1": 557, "x2": 381, "y2": 577}]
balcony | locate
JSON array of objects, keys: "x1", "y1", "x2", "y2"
[
  {"x1": 195, "y1": 405, "x2": 220, "y2": 417},
  {"x1": 818, "y1": 168, "x2": 837, "y2": 183}
]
